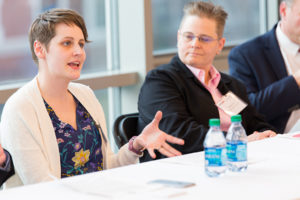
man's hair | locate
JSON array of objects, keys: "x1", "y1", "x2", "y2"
[
  {"x1": 29, "y1": 8, "x2": 89, "y2": 64},
  {"x1": 179, "y1": 1, "x2": 228, "y2": 38},
  {"x1": 281, "y1": 0, "x2": 295, "y2": 6}
]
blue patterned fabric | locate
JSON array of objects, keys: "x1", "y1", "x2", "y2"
[{"x1": 44, "y1": 97, "x2": 103, "y2": 178}]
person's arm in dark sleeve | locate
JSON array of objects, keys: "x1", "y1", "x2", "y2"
[
  {"x1": 228, "y1": 75, "x2": 277, "y2": 134},
  {"x1": 138, "y1": 69, "x2": 208, "y2": 157}
]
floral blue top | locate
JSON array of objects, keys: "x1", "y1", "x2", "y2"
[{"x1": 44, "y1": 97, "x2": 103, "y2": 178}]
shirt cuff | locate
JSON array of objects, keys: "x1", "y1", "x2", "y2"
[
  {"x1": 128, "y1": 136, "x2": 144, "y2": 156},
  {"x1": 0, "y1": 150, "x2": 11, "y2": 172}
]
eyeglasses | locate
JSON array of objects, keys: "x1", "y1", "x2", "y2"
[{"x1": 180, "y1": 32, "x2": 218, "y2": 44}]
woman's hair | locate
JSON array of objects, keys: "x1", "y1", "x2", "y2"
[
  {"x1": 28, "y1": 8, "x2": 89, "y2": 64},
  {"x1": 179, "y1": 1, "x2": 228, "y2": 38}
]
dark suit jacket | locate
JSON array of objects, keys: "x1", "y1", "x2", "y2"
[
  {"x1": 0, "y1": 149, "x2": 14, "y2": 186},
  {"x1": 229, "y1": 24, "x2": 300, "y2": 133},
  {"x1": 138, "y1": 55, "x2": 274, "y2": 162}
]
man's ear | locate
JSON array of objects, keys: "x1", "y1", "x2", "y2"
[
  {"x1": 33, "y1": 40, "x2": 46, "y2": 59},
  {"x1": 217, "y1": 37, "x2": 225, "y2": 54},
  {"x1": 279, "y1": 2, "x2": 287, "y2": 19}
]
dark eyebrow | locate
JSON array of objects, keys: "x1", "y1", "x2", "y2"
[
  {"x1": 61, "y1": 37, "x2": 85, "y2": 42},
  {"x1": 62, "y1": 37, "x2": 74, "y2": 40},
  {"x1": 199, "y1": 34, "x2": 214, "y2": 38}
]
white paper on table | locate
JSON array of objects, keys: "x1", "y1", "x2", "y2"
[{"x1": 59, "y1": 175, "x2": 191, "y2": 199}]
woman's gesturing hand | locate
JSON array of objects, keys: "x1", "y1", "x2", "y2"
[{"x1": 133, "y1": 111, "x2": 184, "y2": 158}]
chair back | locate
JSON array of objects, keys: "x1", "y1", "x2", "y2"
[{"x1": 113, "y1": 113, "x2": 139, "y2": 148}]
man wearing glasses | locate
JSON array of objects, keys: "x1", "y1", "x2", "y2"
[{"x1": 137, "y1": 1, "x2": 276, "y2": 162}]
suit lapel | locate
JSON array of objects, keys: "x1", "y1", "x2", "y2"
[
  {"x1": 217, "y1": 74, "x2": 231, "y2": 95},
  {"x1": 172, "y1": 56, "x2": 220, "y2": 116},
  {"x1": 264, "y1": 25, "x2": 288, "y2": 80},
  {"x1": 173, "y1": 55, "x2": 210, "y2": 91}
]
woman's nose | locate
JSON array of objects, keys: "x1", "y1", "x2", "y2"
[{"x1": 73, "y1": 44, "x2": 83, "y2": 55}]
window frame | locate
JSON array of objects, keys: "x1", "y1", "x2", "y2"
[{"x1": 0, "y1": 0, "x2": 279, "y2": 150}]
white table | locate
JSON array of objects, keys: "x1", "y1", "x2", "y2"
[{"x1": 1, "y1": 135, "x2": 300, "y2": 200}]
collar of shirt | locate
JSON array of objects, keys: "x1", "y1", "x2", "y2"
[
  {"x1": 186, "y1": 64, "x2": 230, "y2": 131},
  {"x1": 276, "y1": 21, "x2": 300, "y2": 56},
  {"x1": 186, "y1": 65, "x2": 221, "y2": 90}
]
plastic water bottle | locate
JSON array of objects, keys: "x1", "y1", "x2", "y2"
[
  {"x1": 204, "y1": 118, "x2": 227, "y2": 177},
  {"x1": 226, "y1": 115, "x2": 248, "y2": 172}
]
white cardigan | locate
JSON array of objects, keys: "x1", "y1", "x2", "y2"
[{"x1": 0, "y1": 78, "x2": 139, "y2": 188}]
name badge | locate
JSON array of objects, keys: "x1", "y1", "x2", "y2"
[{"x1": 216, "y1": 91, "x2": 247, "y2": 116}]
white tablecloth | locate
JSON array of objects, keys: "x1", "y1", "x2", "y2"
[{"x1": 1, "y1": 135, "x2": 300, "y2": 200}]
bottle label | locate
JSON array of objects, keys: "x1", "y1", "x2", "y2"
[
  {"x1": 226, "y1": 142, "x2": 247, "y2": 162},
  {"x1": 205, "y1": 147, "x2": 226, "y2": 167}
]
